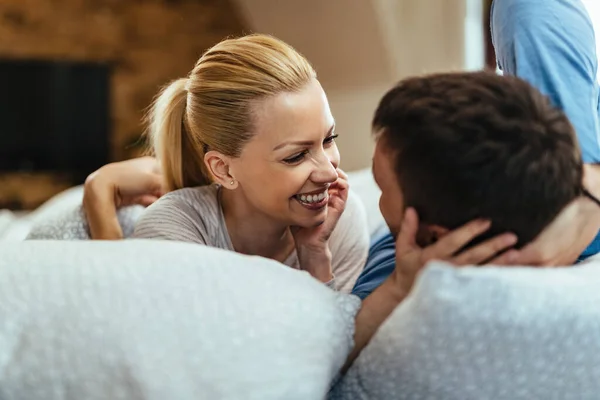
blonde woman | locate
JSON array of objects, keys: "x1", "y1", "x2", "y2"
[{"x1": 84, "y1": 34, "x2": 369, "y2": 293}]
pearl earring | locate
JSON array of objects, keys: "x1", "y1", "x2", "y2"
[{"x1": 230, "y1": 180, "x2": 235, "y2": 185}]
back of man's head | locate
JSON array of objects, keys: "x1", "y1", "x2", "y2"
[{"x1": 373, "y1": 71, "x2": 583, "y2": 248}]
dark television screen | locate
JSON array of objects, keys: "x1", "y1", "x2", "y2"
[{"x1": 0, "y1": 59, "x2": 110, "y2": 182}]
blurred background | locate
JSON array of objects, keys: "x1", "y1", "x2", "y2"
[{"x1": 0, "y1": 0, "x2": 597, "y2": 210}]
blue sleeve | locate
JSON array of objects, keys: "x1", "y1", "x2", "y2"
[
  {"x1": 491, "y1": 0, "x2": 600, "y2": 163},
  {"x1": 351, "y1": 231, "x2": 396, "y2": 300},
  {"x1": 492, "y1": 0, "x2": 600, "y2": 259}
]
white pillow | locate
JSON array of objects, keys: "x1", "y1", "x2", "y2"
[
  {"x1": 24, "y1": 186, "x2": 144, "y2": 240},
  {"x1": 25, "y1": 172, "x2": 384, "y2": 240},
  {"x1": 0, "y1": 240, "x2": 360, "y2": 400},
  {"x1": 332, "y1": 260, "x2": 600, "y2": 400},
  {"x1": 347, "y1": 168, "x2": 385, "y2": 237}
]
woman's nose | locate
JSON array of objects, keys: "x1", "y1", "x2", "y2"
[{"x1": 311, "y1": 152, "x2": 339, "y2": 184}]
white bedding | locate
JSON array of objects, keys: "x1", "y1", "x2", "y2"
[
  {"x1": 332, "y1": 260, "x2": 600, "y2": 399},
  {"x1": 1, "y1": 168, "x2": 385, "y2": 241},
  {"x1": 0, "y1": 210, "x2": 31, "y2": 241},
  {"x1": 0, "y1": 240, "x2": 360, "y2": 399},
  {"x1": 0, "y1": 186, "x2": 84, "y2": 241}
]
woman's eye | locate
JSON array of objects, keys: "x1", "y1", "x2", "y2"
[
  {"x1": 283, "y1": 151, "x2": 307, "y2": 164},
  {"x1": 323, "y1": 134, "x2": 339, "y2": 145}
]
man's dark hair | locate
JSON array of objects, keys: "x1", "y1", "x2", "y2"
[{"x1": 373, "y1": 71, "x2": 583, "y2": 248}]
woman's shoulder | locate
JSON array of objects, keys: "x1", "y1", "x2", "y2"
[
  {"x1": 159, "y1": 185, "x2": 220, "y2": 210},
  {"x1": 132, "y1": 184, "x2": 224, "y2": 244},
  {"x1": 143, "y1": 184, "x2": 222, "y2": 223}
]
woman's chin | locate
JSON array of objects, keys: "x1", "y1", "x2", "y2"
[{"x1": 291, "y1": 209, "x2": 328, "y2": 229}]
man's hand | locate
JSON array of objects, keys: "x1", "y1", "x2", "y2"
[
  {"x1": 492, "y1": 196, "x2": 600, "y2": 267},
  {"x1": 84, "y1": 157, "x2": 165, "y2": 208},
  {"x1": 392, "y1": 207, "x2": 518, "y2": 295}
]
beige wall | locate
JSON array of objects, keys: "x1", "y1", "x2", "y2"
[
  {"x1": 0, "y1": 0, "x2": 245, "y2": 209},
  {"x1": 0, "y1": 0, "x2": 245, "y2": 161},
  {"x1": 235, "y1": 0, "x2": 480, "y2": 171},
  {"x1": 324, "y1": 83, "x2": 391, "y2": 171}
]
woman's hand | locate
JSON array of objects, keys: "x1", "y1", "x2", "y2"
[
  {"x1": 345, "y1": 207, "x2": 518, "y2": 371},
  {"x1": 291, "y1": 168, "x2": 349, "y2": 247},
  {"x1": 291, "y1": 168, "x2": 349, "y2": 283},
  {"x1": 390, "y1": 207, "x2": 519, "y2": 295},
  {"x1": 83, "y1": 157, "x2": 165, "y2": 239}
]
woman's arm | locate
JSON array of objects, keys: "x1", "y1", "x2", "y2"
[{"x1": 82, "y1": 157, "x2": 164, "y2": 240}]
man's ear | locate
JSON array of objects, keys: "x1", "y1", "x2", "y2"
[
  {"x1": 204, "y1": 150, "x2": 238, "y2": 189},
  {"x1": 416, "y1": 223, "x2": 450, "y2": 246}
]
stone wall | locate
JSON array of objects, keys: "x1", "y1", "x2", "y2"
[{"x1": 0, "y1": 0, "x2": 246, "y2": 209}]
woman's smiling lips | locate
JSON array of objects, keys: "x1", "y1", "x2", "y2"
[{"x1": 293, "y1": 187, "x2": 329, "y2": 210}]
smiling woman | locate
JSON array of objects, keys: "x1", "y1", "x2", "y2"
[{"x1": 85, "y1": 34, "x2": 370, "y2": 293}]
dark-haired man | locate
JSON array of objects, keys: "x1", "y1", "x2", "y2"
[
  {"x1": 343, "y1": 70, "x2": 600, "y2": 369},
  {"x1": 353, "y1": 0, "x2": 600, "y2": 299},
  {"x1": 373, "y1": 71, "x2": 583, "y2": 249}
]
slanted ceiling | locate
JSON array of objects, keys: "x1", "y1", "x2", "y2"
[{"x1": 232, "y1": 0, "x2": 478, "y2": 170}]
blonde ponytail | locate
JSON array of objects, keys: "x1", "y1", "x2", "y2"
[
  {"x1": 146, "y1": 34, "x2": 315, "y2": 192},
  {"x1": 147, "y1": 78, "x2": 212, "y2": 191}
]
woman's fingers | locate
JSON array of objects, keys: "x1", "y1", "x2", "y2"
[
  {"x1": 424, "y1": 219, "x2": 492, "y2": 260},
  {"x1": 452, "y1": 232, "x2": 518, "y2": 265},
  {"x1": 488, "y1": 249, "x2": 521, "y2": 265},
  {"x1": 395, "y1": 208, "x2": 420, "y2": 253},
  {"x1": 336, "y1": 168, "x2": 349, "y2": 181},
  {"x1": 327, "y1": 168, "x2": 349, "y2": 209}
]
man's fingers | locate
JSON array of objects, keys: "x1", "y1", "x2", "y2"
[
  {"x1": 131, "y1": 156, "x2": 161, "y2": 173},
  {"x1": 395, "y1": 207, "x2": 419, "y2": 251},
  {"x1": 452, "y1": 233, "x2": 517, "y2": 265},
  {"x1": 429, "y1": 219, "x2": 491, "y2": 258}
]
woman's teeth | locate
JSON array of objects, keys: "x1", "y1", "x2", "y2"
[{"x1": 297, "y1": 190, "x2": 327, "y2": 203}]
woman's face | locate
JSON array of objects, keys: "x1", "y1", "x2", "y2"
[{"x1": 229, "y1": 79, "x2": 340, "y2": 228}]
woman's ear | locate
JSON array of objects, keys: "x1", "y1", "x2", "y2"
[{"x1": 204, "y1": 151, "x2": 238, "y2": 189}]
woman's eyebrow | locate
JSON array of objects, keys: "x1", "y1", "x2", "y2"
[{"x1": 272, "y1": 124, "x2": 335, "y2": 151}]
